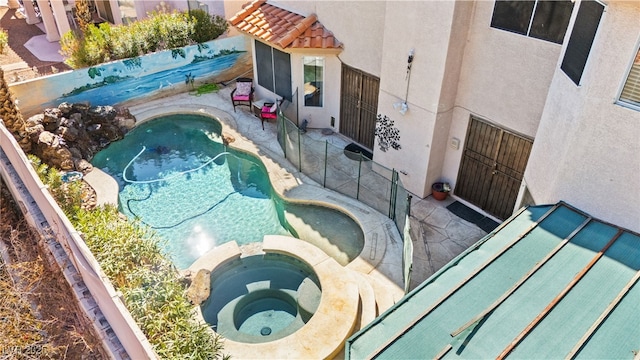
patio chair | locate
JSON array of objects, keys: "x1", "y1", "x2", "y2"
[
  {"x1": 260, "y1": 100, "x2": 280, "y2": 130},
  {"x1": 231, "y1": 78, "x2": 254, "y2": 112}
]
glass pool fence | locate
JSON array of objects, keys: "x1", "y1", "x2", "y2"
[{"x1": 275, "y1": 109, "x2": 412, "y2": 243}]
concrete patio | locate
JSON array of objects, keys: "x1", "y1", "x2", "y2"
[{"x1": 122, "y1": 84, "x2": 491, "y2": 293}]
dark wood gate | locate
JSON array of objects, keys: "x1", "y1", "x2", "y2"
[
  {"x1": 340, "y1": 64, "x2": 379, "y2": 150},
  {"x1": 455, "y1": 117, "x2": 533, "y2": 220}
]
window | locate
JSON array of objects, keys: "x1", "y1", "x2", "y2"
[
  {"x1": 619, "y1": 47, "x2": 640, "y2": 109},
  {"x1": 303, "y1": 57, "x2": 324, "y2": 107},
  {"x1": 490, "y1": 0, "x2": 574, "y2": 44},
  {"x1": 254, "y1": 40, "x2": 292, "y2": 101},
  {"x1": 560, "y1": 0, "x2": 604, "y2": 85}
]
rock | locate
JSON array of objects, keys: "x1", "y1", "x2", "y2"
[
  {"x1": 42, "y1": 108, "x2": 61, "y2": 132},
  {"x1": 57, "y1": 102, "x2": 74, "y2": 116},
  {"x1": 25, "y1": 123, "x2": 44, "y2": 141},
  {"x1": 69, "y1": 112, "x2": 82, "y2": 123},
  {"x1": 25, "y1": 114, "x2": 44, "y2": 128},
  {"x1": 43, "y1": 108, "x2": 62, "y2": 124},
  {"x1": 115, "y1": 107, "x2": 136, "y2": 130},
  {"x1": 117, "y1": 116, "x2": 136, "y2": 130},
  {"x1": 58, "y1": 126, "x2": 79, "y2": 142},
  {"x1": 86, "y1": 123, "x2": 101, "y2": 131},
  {"x1": 68, "y1": 147, "x2": 82, "y2": 159},
  {"x1": 21, "y1": 102, "x2": 132, "y2": 173},
  {"x1": 222, "y1": 133, "x2": 235, "y2": 145},
  {"x1": 71, "y1": 102, "x2": 90, "y2": 115},
  {"x1": 75, "y1": 159, "x2": 93, "y2": 174},
  {"x1": 185, "y1": 269, "x2": 211, "y2": 305},
  {"x1": 87, "y1": 105, "x2": 117, "y2": 123},
  {"x1": 38, "y1": 131, "x2": 60, "y2": 148}
]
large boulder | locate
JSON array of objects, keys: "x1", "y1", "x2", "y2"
[
  {"x1": 23, "y1": 102, "x2": 132, "y2": 173},
  {"x1": 185, "y1": 269, "x2": 212, "y2": 306},
  {"x1": 87, "y1": 105, "x2": 117, "y2": 123}
]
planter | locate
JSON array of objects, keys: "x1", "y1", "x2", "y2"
[{"x1": 431, "y1": 182, "x2": 450, "y2": 201}]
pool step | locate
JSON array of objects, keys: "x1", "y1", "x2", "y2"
[
  {"x1": 361, "y1": 271, "x2": 398, "y2": 315},
  {"x1": 351, "y1": 271, "x2": 377, "y2": 330}
]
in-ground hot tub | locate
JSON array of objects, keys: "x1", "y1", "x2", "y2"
[
  {"x1": 200, "y1": 253, "x2": 321, "y2": 343},
  {"x1": 190, "y1": 237, "x2": 360, "y2": 359}
]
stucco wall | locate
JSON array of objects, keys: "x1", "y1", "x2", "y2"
[
  {"x1": 453, "y1": 1, "x2": 562, "y2": 138},
  {"x1": 10, "y1": 36, "x2": 250, "y2": 117},
  {"x1": 290, "y1": 52, "x2": 342, "y2": 130},
  {"x1": 275, "y1": 1, "x2": 386, "y2": 77},
  {"x1": 374, "y1": 1, "x2": 471, "y2": 197},
  {"x1": 524, "y1": 1, "x2": 640, "y2": 232},
  {"x1": 441, "y1": 0, "x2": 564, "y2": 196}
]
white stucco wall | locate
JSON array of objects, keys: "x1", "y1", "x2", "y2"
[
  {"x1": 374, "y1": 1, "x2": 461, "y2": 197},
  {"x1": 275, "y1": 1, "x2": 387, "y2": 77},
  {"x1": 524, "y1": 1, "x2": 640, "y2": 232},
  {"x1": 290, "y1": 52, "x2": 343, "y2": 130},
  {"x1": 441, "y1": 0, "x2": 564, "y2": 195}
]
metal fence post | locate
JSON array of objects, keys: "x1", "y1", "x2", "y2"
[
  {"x1": 389, "y1": 169, "x2": 398, "y2": 219},
  {"x1": 297, "y1": 127, "x2": 302, "y2": 172},
  {"x1": 281, "y1": 115, "x2": 287, "y2": 159},
  {"x1": 356, "y1": 153, "x2": 364, "y2": 200},
  {"x1": 323, "y1": 140, "x2": 328, "y2": 188}
]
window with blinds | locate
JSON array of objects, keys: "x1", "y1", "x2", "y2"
[{"x1": 619, "y1": 47, "x2": 640, "y2": 110}]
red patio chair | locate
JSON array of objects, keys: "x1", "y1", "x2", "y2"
[
  {"x1": 231, "y1": 78, "x2": 254, "y2": 112},
  {"x1": 260, "y1": 101, "x2": 279, "y2": 130}
]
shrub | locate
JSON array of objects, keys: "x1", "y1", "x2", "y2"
[
  {"x1": 29, "y1": 155, "x2": 83, "y2": 216},
  {"x1": 189, "y1": 9, "x2": 228, "y2": 44},
  {"x1": 0, "y1": 28, "x2": 8, "y2": 54},
  {"x1": 31, "y1": 157, "x2": 226, "y2": 359},
  {"x1": 74, "y1": 0, "x2": 93, "y2": 31},
  {"x1": 60, "y1": 9, "x2": 228, "y2": 69}
]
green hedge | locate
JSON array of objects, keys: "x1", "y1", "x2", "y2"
[{"x1": 60, "y1": 10, "x2": 228, "y2": 69}]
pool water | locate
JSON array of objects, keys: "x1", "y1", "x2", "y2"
[
  {"x1": 92, "y1": 115, "x2": 291, "y2": 269},
  {"x1": 201, "y1": 254, "x2": 321, "y2": 343}
]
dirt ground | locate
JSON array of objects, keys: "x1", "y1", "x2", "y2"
[
  {"x1": 0, "y1": 10, "x2": 105, "y2": 356},
  {"x1": 0, "y1": 6, "x2": 70, "y2": 83},
  {"x1": 0, "y1": 180, "x2": 107, "y2": 359}
]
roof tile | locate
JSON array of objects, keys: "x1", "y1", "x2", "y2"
[{"x1": 230, "y1": 0, "x2": 342, "y2": 51}]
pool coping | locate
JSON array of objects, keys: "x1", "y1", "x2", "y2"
[
  {"x1": 87, "y1": 92, "x2": 406, "y2": 356},
  {"x1": 188, "y1": 236, "x2": 360, "y2": 359},
  {"x1": 128, "y1": 103, "x2": 393, "y2": 277}
]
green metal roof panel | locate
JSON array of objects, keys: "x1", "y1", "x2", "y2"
[{"x1": 345, "y1": 202, "x2": 640, "y2": 359}]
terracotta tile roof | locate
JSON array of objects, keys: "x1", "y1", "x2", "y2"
[{"x1": 229, "y1": 0, "x2": 342, "y2": 51}]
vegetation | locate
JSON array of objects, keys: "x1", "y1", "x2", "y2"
[
  {"x1": 189, "y1": 9, "x2": 228, "y2": 44},
  {"x1": 0, "y1": 68, "x2": 30, "y2": 153},
  {"x1": 1, "y1": 181, "x2": 106, "y2": 359},
  {"x1": 74, "y1": 0, "x2": 93, "y2": 31},
  {"x1": 60, "y1": 10, "x2": 228, "y2": 69},
  {"x1": 30, "y1": 156, "x2": 227, "y2": 359},
  {"x1": 0, "y1": 28, "x2": 8, "y2": 54}
]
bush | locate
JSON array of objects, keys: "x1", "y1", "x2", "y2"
[
  {"x1": 189, "y1": 9, "x2": 228, "y2": 44},
  {"x1": 0, "y1": 28, "x2": 8, "y2": 54},
  {"x1": 60, "y1": 9, "x2": 227, "y2": 69},
  {"x1": 31, "y1": 157, "x2": 227, "y2": 359},
  {"x1": 29, "y1": 155, "x2": 83, "y2": 216}
]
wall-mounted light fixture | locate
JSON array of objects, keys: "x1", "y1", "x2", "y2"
[{"x1": 394, "y1": 48, "x2": 414, "y2": 116}]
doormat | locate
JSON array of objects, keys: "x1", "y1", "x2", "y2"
[
  {"x1": 446, "y1": 201, "x2": 499, "y2": 233},
  {"x1": 344, "y1": 143, "x2": 372, "y2": 161}
]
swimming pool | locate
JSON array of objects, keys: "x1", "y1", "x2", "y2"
[{"x1": 92, "y1": 114, "x2": 364, "y2": 269}]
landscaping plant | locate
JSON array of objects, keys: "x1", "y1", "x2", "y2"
[
  {"x1": 60, "y1": 10, "x2": 227, "y2": 69},
  {"x1": 0, "y1": 28, "x2": 8, "y2": 54},
  {"x1": 30, "y1": 157, "x2": 227, "y2": 359}
]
